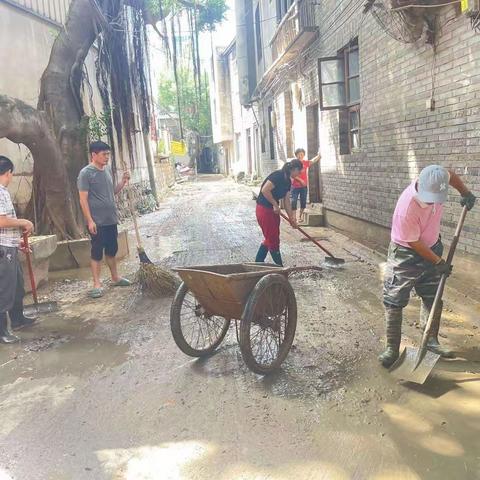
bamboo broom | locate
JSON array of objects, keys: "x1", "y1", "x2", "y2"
[{"x1": 121, "y1": 163, "x2": 178, "y2": 296}]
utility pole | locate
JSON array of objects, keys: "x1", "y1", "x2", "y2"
[{"x1": 143, "y1": 132, "x2": 159, "y2": 206}]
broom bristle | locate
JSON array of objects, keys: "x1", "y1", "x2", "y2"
[{"x1": 136, "y1": 262, "x2": 179, "y2": 296}]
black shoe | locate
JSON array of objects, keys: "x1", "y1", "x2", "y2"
[
  {"x1": 11, "y1": 314, "x2": 37, "y2": 330},
  {"x1": 0, "y1": 332, "x2": 20, "y2": 344}
]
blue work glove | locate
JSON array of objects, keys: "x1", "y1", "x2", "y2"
[
  {"x1": 434, "y1": 259, "x2": 453, "y2": 277},
  {"x1": 460, "y1": 191, "x2": 476, "y2": 211}
]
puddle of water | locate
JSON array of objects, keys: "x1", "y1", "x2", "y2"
[{"x1": 0, "y1": 315, "x2": 129, "y2": 385}]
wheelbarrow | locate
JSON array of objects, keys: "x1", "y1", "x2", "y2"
[{"x1": 170, "y1": 263, "x2": 319, "y2": 374}]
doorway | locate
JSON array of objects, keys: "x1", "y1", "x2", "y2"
[{"x1": 306, "y1": 103, "x2": 321, "y2": 203}]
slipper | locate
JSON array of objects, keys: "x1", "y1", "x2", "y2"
[
  {"x1": 112, "y1": 278, "x2": 131, "y2": 287},
  {"x1": 88, "y1": 288, "x2": 104, "y2": 299}
]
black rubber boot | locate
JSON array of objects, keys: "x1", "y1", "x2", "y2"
[
  {"x1": 255, "y1": 244, "x2": 269, "y2": 263},
  {"x1": 420, "y1": 300, "x2": 455, "y2": 358},
  {"x1": 0, "y1": 312, "x2": 20, "y2": 344},
  {"x1": 9, "y1": 306, "x2": 36, "y2": 330},
  {"x1": 378, "y1": 306, "x2": 403, "y2": 368},
  {"x1": 270, "y1": 250, "x2": 283, "y2": 266}
]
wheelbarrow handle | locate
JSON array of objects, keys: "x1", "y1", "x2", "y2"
[
  {"x1": 22, "y1": 233, "x2": 38, "y2": 305},
  {"x1": 279, "y1": 211, "x2": 337, "y2": 259}
]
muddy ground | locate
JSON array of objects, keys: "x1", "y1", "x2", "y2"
[{"x1": 0, "y1": 176, "x2": 479, "y2": 480}]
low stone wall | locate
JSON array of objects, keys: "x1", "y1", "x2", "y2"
[
  {"x1": 155, "y1": 156, "x2": 176, "y2": 194},
  {"x1": 49, "y1": 229, "x2": 130, "y2": 271},
  {"x1": 20, "y1": 235, "x2": 57, "y2": 292}
]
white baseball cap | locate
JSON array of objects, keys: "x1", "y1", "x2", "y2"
[{"x1": 417, "y1": 165, "x2": 449, "y2": 204}]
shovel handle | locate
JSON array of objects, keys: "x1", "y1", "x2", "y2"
[
  {"x1": 22, "y1": 233, "x2": 38, "y2": 305},
  {"x1": 279, "y1": 212, "x2": 337, "y2": 259},
  {"x1": 414, "y1": 206, "x2": 468, "y2": 368}
]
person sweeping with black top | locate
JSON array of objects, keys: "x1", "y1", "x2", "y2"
[{"x1": 255, "y1": 160, "x2": 303, "y2": 266}]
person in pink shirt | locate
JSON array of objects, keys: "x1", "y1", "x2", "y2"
[
  {"x1": 380, "y1": 165, "x2": 476, "y2": 368},
  {"x1": 290, "y1": 148, "x2": 321, "y2": 223}
]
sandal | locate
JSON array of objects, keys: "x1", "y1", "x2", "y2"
[
  {"x1": 88, "y1": 288, "x2": 104, "y2": 299},
  {"x1": 112, "y1": 278, "x2": 131, "y2": 287}
]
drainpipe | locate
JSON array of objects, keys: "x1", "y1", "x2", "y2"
[{"x1": 235, "y1": 0, "x2": 252, "y2": 106}]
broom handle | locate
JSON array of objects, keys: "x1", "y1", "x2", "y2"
[
  {"x1": 22, "y1": 233, "x2": 38, "y2": 305},
  {"x1": 125, "y1": 186, "x2": 143, "y2": 250},
  {"x1": 118, "y1": 158, "x2": 143, "y2": 251},
  {"x1": 279, "y1": 211, "x2": 337, "y2": 258}
]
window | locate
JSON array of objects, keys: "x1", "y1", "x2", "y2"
[
  {"x1": 276, "y1": 0, "x2": 295, "y2": 22},
  {"x1": 255, "y1": 5, "x2": 262, "y2": 62},
  {"x1": 318, "y1": 39, "x2": 361, "y2": 153}
]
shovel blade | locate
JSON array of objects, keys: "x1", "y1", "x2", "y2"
[
  {"x1": 23, "y1": 301, "x2": 59, "y2": 316},
  {"x1": 389, "y1": 346, "x2": 440, "y2": 384}
]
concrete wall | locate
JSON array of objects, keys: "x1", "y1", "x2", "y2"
[
  {"x1": 209, "y1": 46, "x2": 234, "y2": 147},
  {"x1": 0, "y1": 2, "x2": 58, "y2": 212}
]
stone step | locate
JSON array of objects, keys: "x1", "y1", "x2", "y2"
[
  {"x1": 302, "y1": 204, "x2": 325, "y2": 227},
  {"x1": 303, "y1": 211, "x2": 325, "y2": 227}
]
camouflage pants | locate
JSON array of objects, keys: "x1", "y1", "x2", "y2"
[{"x1": 383, "y1": 240, "x2": 443, "y2": 309}]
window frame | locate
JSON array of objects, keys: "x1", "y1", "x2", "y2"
[
  {"x1": 317, "y1": 56, "x2": 346, "y2": 111},
  {"x1": 348, "y1": 105, "x2": 361, "y2": 152},
  {"x1": 344, "y1": 43, "x2": 360, "y2": 107},
  {"x1": 318, "y1": 39, "x2": 361, "y2": 153}
]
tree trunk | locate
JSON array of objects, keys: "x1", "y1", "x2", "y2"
[
  {"x1": 34, "y1": 0, "x2": 98, "y2": 237},
  {"x1": 0, "y1": 95, "x2": 82, "y2": 238}
]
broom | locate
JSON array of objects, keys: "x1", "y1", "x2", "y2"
[{"x1": 121, "y1": 164, "x2": 178, "y2": 296}]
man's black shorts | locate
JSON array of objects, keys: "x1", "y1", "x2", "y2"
[{"x1": 90, "y1": 224, "x2": 118, "y2": 261}]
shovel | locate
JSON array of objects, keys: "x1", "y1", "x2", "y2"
[
  {"x1": 389, "y1": 206, "x2": 468, "y2": 384},
  {"x1": 279, "y1": 212, "x2": 345, "y2": 266},
  {"x1": 22, "y1": 233, "x2": 58, "y2": 316}
]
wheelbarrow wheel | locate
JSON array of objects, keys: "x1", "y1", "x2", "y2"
[
  {"x1": 239, "y1": 273, "x2": 297, "y2": 374},
  {"x1": 170, "y1": 282, "x2": 230, "y2": 357}
]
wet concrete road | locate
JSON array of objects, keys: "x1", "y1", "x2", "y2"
[{"x1": 1, "y1": 176, "x2": 479, "y2": 480}]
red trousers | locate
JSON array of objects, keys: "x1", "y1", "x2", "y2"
[{"x1": 256, "y1": 204, "x2": 280, "y2": 251}]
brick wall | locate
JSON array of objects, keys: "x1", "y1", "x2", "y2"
[{"x1": 291, "y1": 0, "x2": 480, "y2": 256}]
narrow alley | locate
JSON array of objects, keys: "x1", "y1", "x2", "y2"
[{"x1": 0, "y1": 177, "x2": 479, "y2": 480}]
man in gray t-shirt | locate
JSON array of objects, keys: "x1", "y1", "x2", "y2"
[{"x1": 77, "y1": 141, "x2": 131, "y2": 298}]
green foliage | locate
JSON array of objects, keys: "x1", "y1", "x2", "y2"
[
  {"x1": 87, "y1": 110, "x2": 113, "y2": 142},
  {"x1": 198, "y1": 0, "x2": 228, "y2": 31},
  {"x1": 158, "y1": 69, "x2": 212, "y2": 137},
  {"x1": 145, "y1": 0, "x2": 175, "y2": 18},
  {"x1": 145, "y1": 0, "x2": 227, "y2": 30}
]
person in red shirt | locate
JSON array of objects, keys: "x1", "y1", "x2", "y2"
[
  {"x1": 291, "y1": 148, "x2": 321, "y2": 223},
  {"x1": 255, "y1": 160, "x2": 302, "y2": 266}
]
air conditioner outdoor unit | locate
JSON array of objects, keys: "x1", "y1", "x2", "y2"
[{"x1": 461, "y1": 0, "x2": 480, "y2": 15}]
